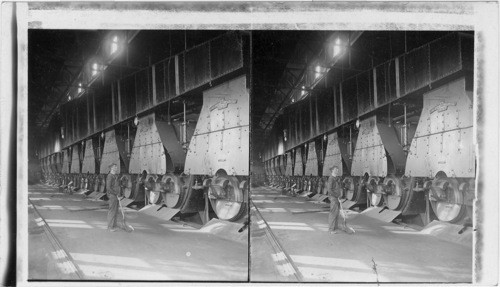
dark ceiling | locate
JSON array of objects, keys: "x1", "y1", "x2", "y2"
[
  {"x1": 252, "y1": 30, "x2": 317, "y2": 132},
  {"x1": 28, "y1": 30, "x2": 101, "y2": 130},
  {"x1": 250, "y1": 30, "x2": 455, "y2": 158},
  {"x1": 28, "y1": 29, "x2": 462, "y2": 160},
  {"x1": 28, "y1": 30, "x2": 226, "y2": 140},
  {"x1": 28, "y1": 29, "x2": 227, "y2": 159}
]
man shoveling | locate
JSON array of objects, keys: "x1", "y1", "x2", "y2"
[
  {"x1": 326, "y1": 165, "x2": 355, "y2": 235},
  {"x1": 106, "y1": 163, "x2": 134, "y2": 232}
]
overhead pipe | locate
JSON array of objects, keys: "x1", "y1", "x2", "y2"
[
  {"x1": 348, "y1": 126, "x2": 353, "y2": 160},
  {"x1": 181, "y1": 101, "x2": 188, "y2": 152},
  {"x1": 127, "y1": 122, "x2": 131, "y2": 157},
  {"x1": 388, "y1": 103, "x2": 392, "y2": 128},
  {"x1": 402, "y1": 103, "x2": 409, "y2": 152}
]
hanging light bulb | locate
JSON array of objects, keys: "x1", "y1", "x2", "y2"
[
  {"x1": 111, "y1": 35, "x2": 119, "y2": 55},
  {"x1": 333, "y1": 38, "x2": 342, "y2": 57},
  {"x1": 92, "y1": 62, "x2": 99, "y2": 76},
  {"x1": 315, "y1": 65, "x2": 322, "y2": 79},
  {"x1": 134, "y1": 116, "x2": 139, "y2": 126}
]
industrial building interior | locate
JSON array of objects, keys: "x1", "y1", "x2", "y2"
[
  {"x1": 250, "y1": 31, "x2": 474, "y2": 282},
  {"x1": 28, "y1": 29, "x2": 474, "y2": 283},
  {"x1": 29, "y1": 30, "x2": 250, "y2": 281}
]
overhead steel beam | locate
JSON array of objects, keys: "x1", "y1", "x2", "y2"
[
  {"x1": 254, "y1": 83, "x2": 330, "y2": 92},
  {"x1": 259, "y1": 31, "x2": 364, "y2": 133},
  {"x1": 38, "y1": 30, "x2": 141, "y2": 130}
]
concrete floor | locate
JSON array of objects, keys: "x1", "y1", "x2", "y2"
[
  {"x1": 28, "y1": 184, "x2": 248, "y2": 281},
  {"x1": 28, "y1": 203, "x2": 81, "y2": 280},
  {"x1": 249, "y1": 204, "x2": 302, "y2": 282},
  {"x1": 251, "y1": 186, "x2": 473, "y2": 283}
]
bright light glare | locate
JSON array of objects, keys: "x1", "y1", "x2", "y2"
[
  {"x1": 78, "y1": 83, "x2": 82, "y2": 93},
  {"x1": 333, "y1": 38, "x2": 342, "y2": 57},
  {"x1": 92, "y1": 63, "x2": 99, "y2": 76},
  {"x1": 111, "y1": 43, "x2": 118, "y2": 54},
  {"x1": 315, "y1": 65, "x2": 321, "y2": 79},
  {"x1": 278, "y1": 140, "x2": 284, "y2": 154},
  {"x1": 111, "y1": 36, "x2": 119, "y2": 54},
  {"x1": 301, "y1": 86, "x2": 306, "y2": 96}
]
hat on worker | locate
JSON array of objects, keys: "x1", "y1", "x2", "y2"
[
  {"x1": 329, "y1": 165, "x2": 339, "y2": 171},
  {"x1": 109, "y1": 163, "x2": 117, "y2": 169}
]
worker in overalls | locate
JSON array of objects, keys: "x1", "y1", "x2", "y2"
[
  {"x1": 106, "y1": 163, "x2": 132, "y2": 232},
  {"x1": 326, "y1": 165, "x2": 355, "y2": 235}
]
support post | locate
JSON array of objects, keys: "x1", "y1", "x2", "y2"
[{"x1": 425, "y1": 189, "x2": 431, "y2": 225}]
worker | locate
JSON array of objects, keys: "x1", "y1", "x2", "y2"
[
  {"x1": 326, "y1": 165, "x2": 355, "y2": 235},
  {"x1": 106, "y1": 163, "x2": 132, "y2": 232}
]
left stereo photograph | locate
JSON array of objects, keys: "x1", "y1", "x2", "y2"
[{"x1": 28, "y1": 30, "x2": 250, "y2": 281}]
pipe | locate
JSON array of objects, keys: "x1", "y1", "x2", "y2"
[
  {"x1": 392, "y1": 110, "x2": 419, "y2": 122},
  {"x1": 127, "y1": 122, "x2": 131, "y2": 156},
  {"x1": 403, "y1": 103, "x2": 408, "y2": 149},
  {"x1": 181, "y1": 101, "x2": 188, "y2": 151},
  {"x1": 167, "y1": 99, "x2": 171, "y2": 125},
  {"x1": 388, "y1": 104, "x2": 392, "y2": 127},
  {"x1": 348, "y1": 126, "x2": 353, "y2": 160}
]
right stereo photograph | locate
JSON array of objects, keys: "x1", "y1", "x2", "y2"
[{"x1": 250, "y1": 31, "x2": 475, "y2": 283}]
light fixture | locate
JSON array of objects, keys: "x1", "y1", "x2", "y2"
[
  {"x1": 134, "y1": 116, "x2": 139, "y2": 126},
  {"x1": 355, "y1": 118, "x2": 360, "y2": 129},
  {"x1": 78, "y1": 82, "x2": 82, "y2": 94},
  {"x1": 315, "y1": 65, "x2": 321, "y2": 79},
  {"x1": 111, "y1": 35, "x2": 119, "y2": 55},
  {"x1": 92, "y1": 62, "x2": 99, "y2": 76},
  {"x1": 301, "y1": 86, "x2": 306, "y2": 96},
  {"x1": 333, "y1": 38, "x2": 342, "y2": 57}
]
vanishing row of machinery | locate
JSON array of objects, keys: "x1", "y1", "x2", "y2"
[
  {"x1": 263, "y1": 32, "x2": 475, "y2": 224},
  {"x1": 39, "y1": 32, "x2": 250, "y2": 222}
]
